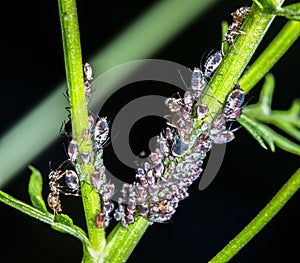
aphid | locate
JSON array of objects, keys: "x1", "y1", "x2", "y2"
[
  {"x1": 80, "y1": 152, "x2": 90, "y2": 165},
  {"x1": 211, "y1": 130, "x2": 235, "y2": 144},
  {"x1": 183, "y1": 91, "x2": 194, "y2": 113},
  {"x1": 126, "y1": 214, "x2": 135, "y2": 225},
  {"x1": 225, "y1": 7, "x2": 251, "y2": 52},
  {"x1": 91, "y1": 171, "x2": 106, "y2": 193},
  {"x1": 67, "y1": 139, "x2": 79, "y2": 162},
  {"x1": 223, "y1": 84, "x2": 245, "y2": 120},
  {"x1": 95, "y1": 212, "x2": 108, "y2": 228},
  {"x1": 114, "y1": 205, "x2": 126, "y2": 221},
  {"x1": 165, "y1": 127, "x2": 174, "y2": 141},
  {"x1": 84, "y1": 81, "x2": 92, "y2": 104},
  {"x1": 138, "y1": 203, "x2": 149, "y2": 217},
  {"x1": 190, "y1": 67, "x2": 207, "y2": 99},
  {"x1": 88, "y1": 115, "x2": 95, "y2": 129},
  {"x1": 165, "y1": 110, "x2": 193, "y2": 135},
  {"x1": 171, "y1": 136, "x2": 190, "y2": 157},
  {"x1": 64, "y1": 170, "x2": 80, "y2": 193},
  {"x1": 165, "y1": 97, "x2": 182, "y2": 113},
  {"x1": 102, "y1": 200, "x2": 115, "y2": 215},
  {"x1": 203, "y1": 50, "x2": 224, "y2": 78},
  {"x1": 197, "y1": 104, "x2": 208, "y2": 120},
  {"x1": 94, "y1": 117, "x2": 109, "y2": 149},
  {"x1": 101, "y1": 182, "x2": 115, "y2": 201},
  {"x1": 152, "y1": 162, "x2": 164, "y2": 178},
  {"x1": 84, "y1": 63, "x2": 93, "y2": 81}
]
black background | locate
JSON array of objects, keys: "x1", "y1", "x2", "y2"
[{"x1": 0, "y1": 0, "x2": 299, "y2": 262}]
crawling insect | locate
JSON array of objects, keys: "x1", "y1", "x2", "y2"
[
  {"x1": 224, "y1": 6, "x2": 251, "y2": 53},
  {"x1": 47, "y1": 160, "x2": 80, "y2": 215}
]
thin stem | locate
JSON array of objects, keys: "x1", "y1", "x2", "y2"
[
  {"x1": 209, "y1": 168, "x2": 300, "y2": 263},
  {"x1": 202, "y1": 2, "x2": 281, "y2": 116},
  {"x1": 102, "y1": 217, "x2": 149, "y2": 263},
  {"x1": 57, "y1": 0, "x2": 105, "y2": 261},
  {"x1": 239, "y1": 20, "x2": 300, "y2": 93}
]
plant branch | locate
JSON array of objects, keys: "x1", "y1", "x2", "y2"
[
  {"x1": 239, "y1": 19, "x2": 300, "y2": 93},
  {"x1": 57, "y1": 0, "x2": 105, "y2": 261},
  {"x1": 201, "y1": 1, "x2": 283, "y2": 116},
  {"x1": 102, "y1": 217, "x2": 149, "y2": 263},
  {"x1": 238, "y1": 73, "x2": 300, "y2": 155},
  {"x1": 209, "y1": 168, "x2": 300, "y2": 263}
]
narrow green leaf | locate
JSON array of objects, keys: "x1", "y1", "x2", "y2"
[
  {"x1": 252, "y1": 0, "x2": 264, "y2": 10},
  {"x1": 288, "y1": 99, "x2": 300, "y2": 129},
  {"x1": 0, "y1": 189, "x2": 91, "y2": 248},
  {"x1": 52, "y1": 213, "x2": 74, "y2": 234},
  {"x1": 238, "y1": 115, "x2": 268, "y2": 150},
  {"x1": 276, "y1": 3, "x2": 300, "y2": 20},
  {"x1": 258, "y1": 73, "x2": 275, "y2": 113},
  {"x1": 221, "y1": 21, "x2": 229, "y2": 54},
  {"x1": 28, "y1": 165, "x2": 48, "y2": 213}
]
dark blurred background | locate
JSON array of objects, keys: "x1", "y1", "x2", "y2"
[{"x1": 0, "y1": 0, "x2": 299, "y2": 262}]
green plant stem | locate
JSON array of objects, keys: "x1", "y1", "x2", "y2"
[
  {"x1": 57, "y1": 0, "x2": 105, "y2": 261},
  {"x1": 209, "y1": 168, "x2": 300, "y2": 263},
  {"x1": 102, "y1": 217, "x2": 149, "y2": 263},
  {"x1": 201, "y1": 1, "x2": 283, "y2": 116},
  {"x1": 239, "y1": 20, "x2": 300, "y2": 93}
]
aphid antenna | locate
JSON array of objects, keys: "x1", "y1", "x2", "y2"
[
  {"x1": 230, "y1": 41, "x2": 244, "y2": 57},
  {"x1": 199, "y1": 49, "x2": 209, "y2": 72},
  {"x1": 177, "y1": 69, "x2": 189, "y2": 90},
  {"x1": 48, "y1": 160, "x2": 53, "y2": 171},
  {"x1": 229, "y1": 125, "x2": 242, "y2": 134},
  {"x1": 220, "y1": 42, "x2": 225, "y2": 57},
  {"x1": 99, "y1": 130, "x2": 118, "y2": 150}
]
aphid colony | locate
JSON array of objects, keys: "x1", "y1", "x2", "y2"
[
  {"x1": 48, "y1": 6, "x2": 247, "y2": 227},
  {"x1": 48, "y1": 63, "x2": 114, "y2": 223},
  {"x1": 111, "y1": 55, "x2": 245, "y2": 227}
]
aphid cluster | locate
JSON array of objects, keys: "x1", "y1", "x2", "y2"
[
  {"x1": 111, "y1": 47, "x2": 230, "y2": 227},
  {"x1": 225, "y1": 6, "x2": 251, "y2": 52},
  {"x1": 48, "y1": 63, "x2": 115, "y2": 220},
  {"x1": 189, "y1": 49, "x2": 224, "y2": 101},
  {"x1": 49, "y1": 6, "x2": 247, "y2": 228}
]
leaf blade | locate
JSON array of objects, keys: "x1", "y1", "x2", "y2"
[{"x1": 28, "y1": 165, "x2": 48, "y2": 213}]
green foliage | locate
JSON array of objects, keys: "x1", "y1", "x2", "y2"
[
  {"x1": 28, "y1": 166, "x2": 48, "y2": 213},
  {"x1": 239, "y1": 74, "x2": 300, "y2": 155}
]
